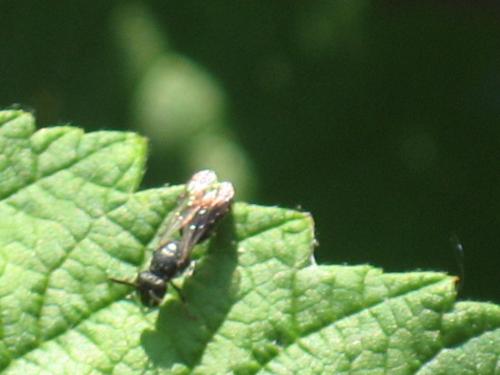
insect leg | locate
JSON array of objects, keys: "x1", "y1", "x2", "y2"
[
  {"x1": 185, "y1": 260, "x2": 196, "y2": 277},
  {"x1": 148, "y1": 289, "x2": 164, "y2": 306},
  {"x1": 169, "y1": 281, "x2": 186, "y2": 303}
]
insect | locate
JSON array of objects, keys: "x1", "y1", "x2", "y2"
[{"x1": 110, "y1": 170, "x2": 235, "y2": 306}]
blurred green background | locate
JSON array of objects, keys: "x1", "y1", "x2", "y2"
[{"x1": 1, "y1": 1, "x2": 499, "y2": 303}]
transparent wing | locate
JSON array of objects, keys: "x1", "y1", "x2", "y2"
[
  {"x1": 173, "y1": 220, "x2": 200, "y2": 270},
  {"x1": 176, "y1": 181, "x2": 235, "y2": 266},
  {"x1": 186, "y1": 170, "x2": 218, "y2": 195},
  {"x1": 157, "y1": 170, "x2": 219, "y2": 247},
  {"x1": 156, "y1": 193, "x2": 194, "y2": 247}
]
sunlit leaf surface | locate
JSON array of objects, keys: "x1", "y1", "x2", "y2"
[{"x1": 0, "y1": 111, "x2": 498, "y2": 374}]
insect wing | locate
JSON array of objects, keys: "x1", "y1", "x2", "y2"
[
  {"x1": 176, "y1": 170, "x2": 220, "y2": 230},
  {"x1": 173, "y1": 219, "x2": 201, "y2": 270},
  {"x1": 186, "y1": 170, "x2": 218, "y2": 196},
  {"x1": 157, "y1": 170, "x2": 219, "y2": 247},
  {"x1": 156, "y1": 193, "x2": 193, "y2": 247},
  {"x1": 176, "y1": 181, "x2": 235, "y2": 266}
]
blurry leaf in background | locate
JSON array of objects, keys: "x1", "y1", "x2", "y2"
[
  {"x1": 133, "y1": 55, "x2": 223, "y2": 149},
  {"x1": 296, "y1": 0, "x2": 370, "y2": 59},
  {"x1": 400, "y1": 131, "x2": 438, "y2": 173},
  {"x1": 111, "y1": 2, "x2": 168, "y2": 82},
  {"x1": 112, "y1": 2, "x2": 255, "y2": 198}
]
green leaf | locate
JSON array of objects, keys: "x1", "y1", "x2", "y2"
[{"x1": 0, "y1": 110, "x2": 498, "y2": 375}]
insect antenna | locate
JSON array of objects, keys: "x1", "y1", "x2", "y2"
[{"x1": 109, "y1": 277, "x2": 137, "y2": 288}]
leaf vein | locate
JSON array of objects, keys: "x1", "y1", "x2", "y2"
[
  {"x1": 256, "y1": 278, "x2": 450, "y2": 374},
  {"x1": 416, "y1": 326, "x2": 500, "y2": 373},
  {"x1": 0, "y1": 137, "x2": 127, "y2": 202}
]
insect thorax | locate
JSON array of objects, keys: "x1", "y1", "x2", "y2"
[{"x1": 149, "y1": 241, "x2": 186, "y2": 280}]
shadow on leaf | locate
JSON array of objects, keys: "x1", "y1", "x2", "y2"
[{"x1": 141, "y1": 214, "x2": 240, "y2": 369}]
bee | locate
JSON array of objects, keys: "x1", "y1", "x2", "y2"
[{"x1": 110, "y1": 170, "x2": 235, "y2": 306}]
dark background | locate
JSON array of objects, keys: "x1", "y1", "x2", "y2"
[{"x1": 1, "y1": 1, "x2": 499, "y2": 303}]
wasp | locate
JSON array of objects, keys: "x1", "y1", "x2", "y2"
[{"x1": 110, "y1": 170, "x2": 235, "y2": 306}]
